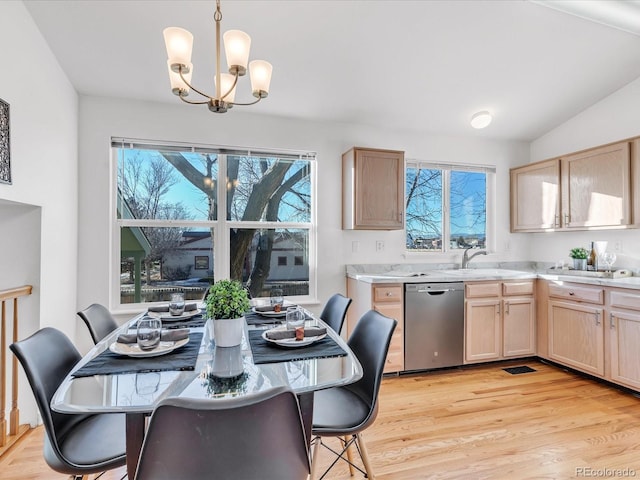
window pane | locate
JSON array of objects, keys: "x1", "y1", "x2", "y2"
[
  {"x1": 449, "y1": 171, "x2": 486, "y2": 250},
  {"x1": 120, "y1": 226, "x2": 213, "y2": 304},
  {"x1": 405, "y1": 167, "x2": 442, "y2": 250},
  {"x1": 230, "y1": 228, "x2": 309, "y2": 299},
  {"x1": 117, "y1": 148, "x2": 218, "y2": 221},
  {"x1": 226, "y1": 156, "x2": 311, "y2": 222}
]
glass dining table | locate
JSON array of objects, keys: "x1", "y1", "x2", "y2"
[{"x1": 51, "y1": 308, "x2": 362, "y2": 479}]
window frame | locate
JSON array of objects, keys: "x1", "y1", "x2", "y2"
[
  {"x1": 110, "y1": 138, "x2": 317, "y2": 312},
  {"x1": 405, "y1": 160, "x2": 496, "y2": 255}
]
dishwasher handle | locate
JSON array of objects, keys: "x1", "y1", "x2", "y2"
[{"x1": 416, "y1": 289, "x2": 457, "y2": 294}]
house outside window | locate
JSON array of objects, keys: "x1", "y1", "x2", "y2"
[
  {"x1": 112, "y1": 138, "x2": 316, "y2": 308},
  {"x1": 405, "y1": 161, "x2": 495, "y2": 252}
]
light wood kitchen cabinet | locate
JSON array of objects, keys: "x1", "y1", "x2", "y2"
[
  {"x1": 346, "y1": 278, "x2": 404, "y2": 373},
  {"x1": 342, "y1": 147, "x2": 405, "y2": 230},
  {"x1": 547, "y1": 283, "x2": 605, "y2": 377},
  {"x1": 510, "y1": 159, "x2": 560, "y2": 232},
  {"x1": 561, "y1": 141, "x2": 631, "y2": 228},
  {"x1": 464, "y1": 280, "x2": 535, "y2": 364},
  {"x1": 608, "y1": 289, "x2": 640, "y2": 390}
]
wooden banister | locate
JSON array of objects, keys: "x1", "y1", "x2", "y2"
[{"x1": 0, "y1": 285, "x2": 32, "y2": 455}]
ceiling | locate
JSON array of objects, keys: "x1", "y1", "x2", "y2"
[{"x1": 23, "y1": 0, "x2": 640, "y2": 141}]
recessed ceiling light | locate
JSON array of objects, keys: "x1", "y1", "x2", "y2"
[{"x1": 470, "y1": 111, "x2": 492, "y2": 129}]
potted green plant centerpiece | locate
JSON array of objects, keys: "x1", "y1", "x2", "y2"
[
  {"x1": 569, "y1": 247, "x2": 588, "y2": 271},
  {"x1": 205, "y1": 279, "x2": 250, "y2": 347}
]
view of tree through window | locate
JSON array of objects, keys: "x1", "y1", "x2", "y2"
[
  {"x1": 114, "y1": 140, "x2": 314, "y2": 306},
  {"x1": 406, "y1": 163, "x2": 489, "y2": 252}
]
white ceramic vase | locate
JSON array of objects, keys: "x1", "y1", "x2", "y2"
[{"x1": 212, "y1": 316, "x2": 244, "y2": 347}]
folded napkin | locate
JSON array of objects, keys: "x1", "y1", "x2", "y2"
[
  {"x1": 265, "y1": 326, "x2": 326, "y2": 341},
  {"x1": 148, "y1": 303, "x2": 198, "y2": 313},
  {"x1": 116, "y1": 328, "x2": 190, "y2": 344}
]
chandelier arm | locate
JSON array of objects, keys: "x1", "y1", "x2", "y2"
[
  {"x1": 229, "y1": 96, "x2": 263, "y2": 107},
  {"x1": 178, "y1": 96, "x2": 210, "y2": 105},
  {"x1": 178, "y1": 67, "x2": 217, "y2": 101}
]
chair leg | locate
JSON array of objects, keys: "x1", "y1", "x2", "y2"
[
  {"x1": 309, "y1": 436, "x2": 323, "y2": 480},
  {"x1": 355, "y1": 432, "x2": 375, "y2": 480},
  {"x1": 344, "y1": 435, "x2": 356, "y2": 476}
]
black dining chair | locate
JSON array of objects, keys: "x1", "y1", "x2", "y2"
[
  {"x1": 134, "y1": 386, "x2": 310, "y2": 480},
  {"x1": 10, "y1": 327, "x2": 127, "y2": 479},
  {"x1": 309, "y1": 309, "x2": 397, "y2": 480},
  {"x1": 77, "y1": 303, "x2": 119, "y2": 344},
  {"x1": 319, "y1": 293, "x2": 352, "y2": 336}
]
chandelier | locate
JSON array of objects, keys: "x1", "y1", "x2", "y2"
[{"x1": 163, "y1": 0, "x2": 273, "y2": 113}]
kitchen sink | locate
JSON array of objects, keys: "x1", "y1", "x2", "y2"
[{"x1": 435, "y1": 268, "x2": 527, "y2": 276}]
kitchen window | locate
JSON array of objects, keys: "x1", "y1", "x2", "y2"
[
  {"x1": 405, "y1": 161, "x2": 495, "y2": 252},
  {"x1": 112, "y1": 138, "x2": 316, "y2": 308}
]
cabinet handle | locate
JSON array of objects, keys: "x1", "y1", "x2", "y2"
[
  {"x1": 555, "y1": 214, "x2": 560, "y2": 228},
  {"x1": 497, "y1": 303, "x2": 500, "y2": 315},
  {"x1": 595, "y1": 311, "x2": 601, "y2": 326},
  {"x1": 568, "y1": 291, "x2": 575, "y2": 296},
  {"x1": 386, "y1": 292, "x2": 393, "y2": 297},
  {"x1": 505, "y1": 301, "x2": 510, "y2": 314},
  {"x1": 564, "y1": 213, "x2": 570, "y2": 225},
  {"x1": 610, "y1": 313, "x2": 615, "y2": 329}
]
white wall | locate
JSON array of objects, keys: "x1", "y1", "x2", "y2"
[
  {"x1": 78, "y1": 96, "x2": 530, "y2": 321},
  {"x1": 0, "y1": 1, "x2": 78, "y2": 425},
  {"x1": 529, "y1": 77, "x2": 640, "y2": 270}
]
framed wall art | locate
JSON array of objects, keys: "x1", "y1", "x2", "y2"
[{"x1": 0, "y1": 98, "x2": 10, "y2": 185}]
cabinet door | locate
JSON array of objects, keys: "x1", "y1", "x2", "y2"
[
  {"x1": 343, "y1": 148, "x2": 404, "y2": 230},
  {"x1": 503, "y1": 297, "x2": 535, "y2": 357},
  {"x1": 510, "y1": 159, "x2": 560, "y2": 231},
  {"x1": 374, "y1": 303, "x2": 404, "y2": 373},
  {"x1": 609, "y1": 310, "x2": 640, "y2": 390},
  {"x1": 548, "y1": 299, "x2": 604, "y2": 376},
  {"x1": 465, "y1": 299, "x2": 501, "y2": 363},
  {"x1": 561, "y1": 141, "x2": 630, "y2": 228}
]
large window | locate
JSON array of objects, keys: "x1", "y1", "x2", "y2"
[
  {"x1": 113, "y1": 139, "x2": 315, "y2": 307},
  {"x1": 405, "y1": 161, "x2": 494, "y2": 252}
]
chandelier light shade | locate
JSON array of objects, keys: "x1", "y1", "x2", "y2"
[
  {"x1": 470, "y1": 111, "x2": 493, "y2": 129},
  {"x1": 163, "y1": 0, "x2": 272, "y2": 113}
]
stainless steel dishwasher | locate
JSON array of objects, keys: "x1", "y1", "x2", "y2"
[{"x1": 404, "y1": 282, "x2": 464, "y2": 371}]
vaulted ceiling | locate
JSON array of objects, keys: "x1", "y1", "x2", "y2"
[{"x1": 24, "y1": 0, "x2": 640, "y2": 141}]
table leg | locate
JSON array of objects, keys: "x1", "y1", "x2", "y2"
[
  {"x1": 297, "y1": 391, "x2": 314, "y2": 448},
  {"x1": 125, "y1": 412, "x2": 146, "y2": 480}
]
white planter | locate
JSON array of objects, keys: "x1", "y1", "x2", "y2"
[
  {"x1": 573, "y1": 258, "x2": 587, "y2": 271},
  {"x1": 212, "y1": 316, "x2": 244, "y2": 347}
]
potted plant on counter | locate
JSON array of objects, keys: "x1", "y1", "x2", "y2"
[
  {"x1": 205, "y1": 279, "x2": 251, "y2": 347},
  {"x1": 569, "y1": 247, "x2": 588, "y2": 271}
]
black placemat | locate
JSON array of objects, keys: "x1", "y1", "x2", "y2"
[
  {"x1": 131, "y1": 315, "x2": 206, "y2": 330},
  {"x1": 244, "y1": 310, "x2": 313, "y2": 325},
  {"x1": 247, "y1": 329, "x2": 347, "y2": 364},
  {"x1": 72, "y1": 332, "x2": 203, "y2": 377}
]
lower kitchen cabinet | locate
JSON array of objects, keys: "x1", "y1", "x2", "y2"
[
  {"x1": 346, "y1": 278, "x2": 404, "y2": 373},
  {"x1": 608, "y1": 289, "x2": 640, "y2": 390},
  {"x1": 464, "y1": 280, "x2": 535, "y2": 364},
  {"x1": 546, "y1": 282, "x2": 605, "y2": 377}
]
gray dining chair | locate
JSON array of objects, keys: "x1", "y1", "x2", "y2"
[
  {"x1": 319, "y1": 293, "x2": 352, "y2": 336},
  {"x1": 77, "y1": 303, "x2": 119, "y2": 344},
  {"x1": 10, "y1": 327, "x2": 127, "y2": 479},
  {"x1": 309, "y1": 309, "x2": 397, "y2": 480},
  {"x1": 134, "y1": 386, "x2": 310, "y2": 480}
]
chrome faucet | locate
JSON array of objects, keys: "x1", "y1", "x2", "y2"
[{"x1": 461, "y1": 247, "x2": 487, "y2": 269}]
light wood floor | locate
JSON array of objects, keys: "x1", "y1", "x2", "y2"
[{"x1": 3, "y1": 359, "x2": 640, "y2": 479}]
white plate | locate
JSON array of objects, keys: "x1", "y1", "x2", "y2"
[
  {"x1": 252, "y1": 306, "x2": 286, "y2": 318},
  {"x1": 109, "y1": 337, "x2": 189, "y2": 357},
  {"x1": 261, "y1": 327, "x2": 326, "y2": 348},
  {"x1": 147, "y1": 309, "x2": 201, "y2": 322}
]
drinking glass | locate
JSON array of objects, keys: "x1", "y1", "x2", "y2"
[
  {"x1": 286, "y1": 306, "x2": 305, "y2": 330},
  {"x1": 601, "y1": 252, "x2": 617, "y2": 274},
  {"x1": 137, "y1": 317, "x2": 162, "y2": 351},
  {"x1": 270, "y1": 288, "x2": 284, "y2": 312},
  {"x1": 169, "y1": 292, "x2": 185, "y2": 316}
]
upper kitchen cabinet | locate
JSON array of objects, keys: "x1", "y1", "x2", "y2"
[
  {"x1": 510, "y1": 158, "x2": 560, "y2": 232},
  {"x1": 342, "y1": 147, "x2": 405, "y2": 230},
  {"x1": 511, "y1": 139, "x2": 637, "y2": 232},
  {"x1": 561, "y1": 141, "x2": 631, "y2": 229}
]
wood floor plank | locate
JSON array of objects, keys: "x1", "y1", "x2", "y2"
[{"x1": 2, "y1": 359, "x2": 640, "y2": 479}]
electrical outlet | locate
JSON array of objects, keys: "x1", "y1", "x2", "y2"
[
  {"x1": 614, "y1": 241, "x2": 622, "y2": 252},
  {"x1": 376, "y1": 240, "x2": 385, "y2": 252}
]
